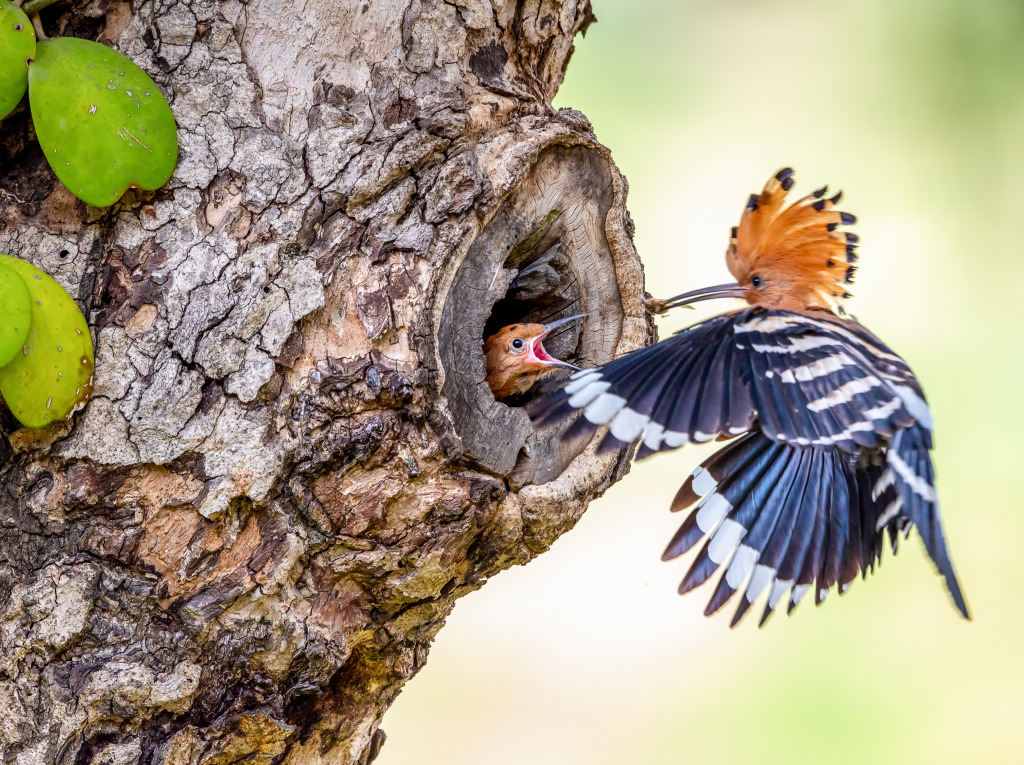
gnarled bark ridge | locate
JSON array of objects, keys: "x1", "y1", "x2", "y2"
[{"x1": 0, "y1": 1, "x2": 651, "y2": 762}]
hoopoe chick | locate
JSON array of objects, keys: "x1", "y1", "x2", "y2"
[
  {"x1": 530, "y1": 168, "x2": 968, "y2": 626},
  {"x1": 484, "y1": 314, "x2": 585, "y2": 401}
]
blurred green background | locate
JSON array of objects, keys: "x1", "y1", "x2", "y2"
[{"x1": 379, "y1": 1, "x2": 1023, "y2": 763}]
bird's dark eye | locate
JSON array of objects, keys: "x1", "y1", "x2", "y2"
[
  {"x1": 751, "y1": 275, "x2": 763, "y2": 289},
  {"x1": 511, "y1": 338, "x2": 524, "y2": 349}
]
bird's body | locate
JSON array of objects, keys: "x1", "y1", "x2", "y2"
[
  {"x1": 528, "y1": 168, "x2": 967, "y2": 625},
  {"x1": 484, "y1": 315, "x2": 583, "y2": 402}
]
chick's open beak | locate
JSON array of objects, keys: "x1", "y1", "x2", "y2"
[{"x1": 526, "y1": 313, "x2": 586, "y2": 371}]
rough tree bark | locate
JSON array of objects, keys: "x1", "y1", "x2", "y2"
[{"x1": 0, "y1": 1, "x2": 652, "y2": 762}]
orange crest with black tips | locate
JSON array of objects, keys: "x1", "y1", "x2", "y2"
[{"x1": 727, "y1": 168, "x2": 860, "y2": 312}]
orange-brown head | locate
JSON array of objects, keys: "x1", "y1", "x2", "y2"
[
  {"x1": 649, "y1": 168, "x2": 859, "y2": 314},
  {"x1": 484, "y1": 314, "x2": 584, "y2": 401}
]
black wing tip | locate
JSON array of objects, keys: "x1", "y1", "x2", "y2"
[
  {"x1": 953, "y1": 597, "x2": 971, "y2": 620},
  {"x1": 670, "y1": 479, "x2": 700, "y2": 513},
  {"x1": 562, "y1": 412, "x2": 599, "y2": 443},
  {"x1": 704, "y1": 575, "x2": 737, "y2": 616},
  {"x1": 663, "y1": 512, "x2": 704, "y2": 561},
  {"x1": 635, "y1": 442, "x2": 659, "y2": 461},
  {"x1": 595, "y1": 431, "x2": 631, "y2": 456},
  {"x1": 525, "y1": 392, "x2": 570, "y2": 424},
  {"x1": 943, "y1": 571, "x2": 970, "y2": 620},
  {"x1": 678, "y1": 549, "x2": 717, "y2": 595},
  {"x1": 729, "y1": 595, "x2": 754, "y2": 628},
  {"x1": 677, "y1": 577, "x2": 701, "y2": 596}
]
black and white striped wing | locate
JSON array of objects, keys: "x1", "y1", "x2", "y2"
[
  {"x1": 883, "y1": 425, "x2": 968, "y2": 616},
  {"x1": 735, "y1": 312, "x2": 967, "y2": 611},
  {"x1": 661, "y1": 432, "x2": 890, "y2": 626},
  {"x1": 528, "y1": 307, "x2": 967, "y2": 619},
  {"x1": 732, "y1": 311, "x2": 921, "y2": 452},
  {"x1": 662, "y1": 431, "x2": 970, "y2": 625},
  {"x1": 527, "y1": 312, "x2": 756, "y2": 457},
  {"x1": 529, "y1": 308, "x2": 934, "y2": 458}
]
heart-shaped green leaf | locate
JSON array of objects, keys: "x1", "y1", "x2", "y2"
[
  {"x1": 0, "y1": 261, "x2": 32, "y2": 369},
  {"x1": 0, "y1": 253, "x2": 94, "y2": 428},
  {"x1": 28, "y1": 38, "x2": 178, "y2": 207},
  {"x1": 0, "y1": 0, "x2": 35, "y2": 120}
]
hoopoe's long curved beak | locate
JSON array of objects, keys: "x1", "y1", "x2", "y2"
[
  {"x1": 527, "y1": 313, "x2": 586, "y2": 371},
  {"x1": 645, "y1": 282, "x2": 746, "y2": 314}
]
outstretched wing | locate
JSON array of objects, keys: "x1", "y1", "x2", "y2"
[
  {"x1": 665, "y1": 430, "x2": 969, "y2": 624},
  {"x1": 526, "y1": 311, "x2": 756, "y2": 458},
  {"x1": 663, "y1": 432, "x2": 886, "y2": 626},
  {"x1": 528, "y1": 307, "x2": 968, "y2": 619},
  {"x1": 528, "y1": 308, "x2": 931, "y2": 456}
]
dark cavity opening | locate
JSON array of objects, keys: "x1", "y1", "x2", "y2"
[
  {"x1": 436, "y1": 144, "x2": 624, "y2": 483},
  {"x1": 482, "y1": 211, "x2": 585, "y2": 407}
]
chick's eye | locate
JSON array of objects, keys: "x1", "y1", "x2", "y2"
[
  {"x1": 751, "y1": 275, "x2": 763, "y2": 289},
  {"x1": 511, "y1": 338, "x2": 524, "y2": 349}
]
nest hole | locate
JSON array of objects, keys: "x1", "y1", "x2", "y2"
[
  {"x1": 438, "y1": 145, "x2": 627, "y2": 485},
  {"x1": 481, "y1": 234, "x2": 586, "y2": 409}
]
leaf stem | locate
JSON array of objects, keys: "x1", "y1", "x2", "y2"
[
  {"x1": 21, "y1": 0, "x2": 62, "y2": 15},
  {"x1": 30, "y1": 13, "x2": 47, "y2": 40}
]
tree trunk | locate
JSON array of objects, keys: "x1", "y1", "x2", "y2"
[{"x1": 0, "y1": 1, "x2": 651, "y2": 762}]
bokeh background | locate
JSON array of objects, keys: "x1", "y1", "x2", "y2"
[{"x1": 379, "y1": 2, "x2": 1024, "y2": 763}]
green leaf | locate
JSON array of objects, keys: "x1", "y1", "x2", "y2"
[
  {"x1": 0, "y1": 253, "x2": 94, "y2": 428},
  {"x1": 28, "y1": 38, "x2": 178, "y2": 207},
  {"x1": 0, "y1": 0, "x2": 35, "y2": 120},
  {"x1": 0, "y1": 261, "x2": 32, "y2": 369}
]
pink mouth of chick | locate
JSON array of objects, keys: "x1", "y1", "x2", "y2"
[{"x1": 528, "y1": 341, "x2": 557, "y2": 365}]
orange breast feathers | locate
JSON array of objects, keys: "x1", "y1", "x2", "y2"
[
  {"x1": 727, "y1": 167, "x2": 860, "y2": 312},
  {"x1": 483, "y1": 315, "x2": 583, "y2": 401}
]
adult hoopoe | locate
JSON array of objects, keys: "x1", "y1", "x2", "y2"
[
  {"x1": 528, "y1": 168, "x2": 968, "y2": 626},
  {"x1": 484, "y1": 314, "x2": 584, "y2": 402}
]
